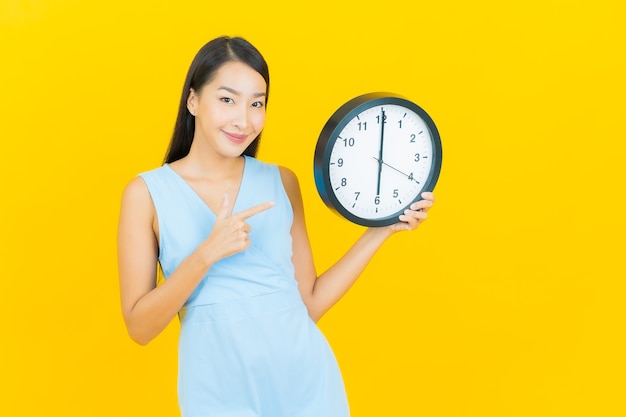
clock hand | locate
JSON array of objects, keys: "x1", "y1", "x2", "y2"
[
  {"x1": 372, "y1": 156, "x2": 420, "y2": 184},
  {"x1": 376, "y1": 109, "x2": 386, "y2": 196}
]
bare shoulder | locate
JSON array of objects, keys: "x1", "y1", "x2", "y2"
[
  {"x1": 278, "y1": 165, "x2": 302, "y2": 196},
  {"x1": 122, "y1": 176, "x2": 150, "y2": 202},
  {"x1": 120, "y1": 176, "x2": 155, "y2": 221}
]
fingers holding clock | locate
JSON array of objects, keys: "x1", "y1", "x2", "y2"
[
  {"x1": 398, "y1": 209, "x2": 427, "y2": 228},
  {"x1": 395, "y1": 192, "x2": 435, "y2": 231},
  {"x1": 412, "y1": 192, "x2": 435, "y2": 212}
]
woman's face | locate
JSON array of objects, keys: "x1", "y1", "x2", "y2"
[{"x1": 188, "y1": 61, "x2": 267, "y2": 157}]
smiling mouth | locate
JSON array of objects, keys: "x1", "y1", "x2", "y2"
[{"x1": 223, "y1": 131, "x2": 248, "y2": 143}]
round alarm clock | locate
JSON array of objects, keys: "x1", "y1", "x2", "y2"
[{"x1": 314, "y1": 92, "x2": 442, "y2": 227}]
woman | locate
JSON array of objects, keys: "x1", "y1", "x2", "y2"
[{"x1": 117, "y1": 36, "x2": 435, "y2": 417}]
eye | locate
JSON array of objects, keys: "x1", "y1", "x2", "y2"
[
  {"x1": 220, "y1": 97, "x2": 234, "y2": 104},
  {"x1": 252, "y1": 101, "x2": 265, "y2": 108}
]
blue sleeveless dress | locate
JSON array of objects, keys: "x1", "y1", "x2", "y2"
[{"x1": 139, "y1": 156, "x2": 350, "y2": 417}]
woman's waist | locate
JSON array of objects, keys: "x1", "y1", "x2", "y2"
[{"x1": 179, "y1": 283, "x2": 304, "y2": 323}]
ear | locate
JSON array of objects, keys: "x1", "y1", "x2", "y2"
[{"x1": 187, "y1": 88, "x2": 198, "y2": 116}]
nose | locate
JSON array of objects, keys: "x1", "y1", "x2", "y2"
[{"x1": 232, "y1": 105, "x2": 249, "y2": 130}]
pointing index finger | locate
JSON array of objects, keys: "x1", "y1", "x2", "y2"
[{"x1": 234, "y1": 201, "x2": 275, "y2": 220}]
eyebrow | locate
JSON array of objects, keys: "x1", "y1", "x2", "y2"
[{"x1": 218, "y1": 86, "x2": 266, "y2": 98}]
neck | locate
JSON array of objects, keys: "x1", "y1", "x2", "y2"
[{"x1": 172, "y1": 138, "x2": 244, "y2": 180}]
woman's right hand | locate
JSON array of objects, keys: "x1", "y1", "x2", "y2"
[{"x1": 201, "y1": 194, "x2": 275, "y2": 263}]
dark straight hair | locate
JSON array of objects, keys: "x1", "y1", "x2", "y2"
[{"x1": 164, "y1": 36, "x2": 270, "y2": 164}]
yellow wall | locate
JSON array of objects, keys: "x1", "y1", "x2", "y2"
[{"x1": 1, "y1": 1, "x2": 624, "y2": 416}]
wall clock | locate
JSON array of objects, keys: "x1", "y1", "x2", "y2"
[{"x1": 314, "y1": 92, "x2": 442, "y2": 227}]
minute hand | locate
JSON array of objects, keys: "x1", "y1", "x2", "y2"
[
  {"x1": 372, "y1": 156, "x2": 420, "y2": 184},
  {"x1": 376, "y1": 109, "x2": 385, "y2": 195}
]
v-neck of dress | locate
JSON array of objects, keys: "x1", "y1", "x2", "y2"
[{"x1": 163, "y1": 156, "x2": 249, "y2": 218}]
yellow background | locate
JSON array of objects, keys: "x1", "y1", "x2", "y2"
[{"x1": 1, "y1": 0, "x2": 624, "y2": 416}]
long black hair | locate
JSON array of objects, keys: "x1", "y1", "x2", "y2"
[{"x1": 164, "y1": 36, "x2": 270, "y2": 164}]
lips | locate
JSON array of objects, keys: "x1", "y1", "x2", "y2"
[{"x1": 222, "y1": 131, "x2": 249, "y2": 144}]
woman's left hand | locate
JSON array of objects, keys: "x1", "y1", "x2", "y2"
[{"x1": 387, "y1": 192, "x2": 436, "y2": 233}]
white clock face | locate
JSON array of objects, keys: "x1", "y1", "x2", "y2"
[{"x1": 328, "y1": 103, "x2": 434, "y2": 220}]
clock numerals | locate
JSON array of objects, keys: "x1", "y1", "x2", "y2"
[
  {"x1": 347, "y1": 189, "x2": 406, "y2": 210},
  {"x1": 334, "y1": 177, "x2": 347, "y2": 191},
  {"x1": 315, "y1": 95, "x2": 441, "y2": 226}
]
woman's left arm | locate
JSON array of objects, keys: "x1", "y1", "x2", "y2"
[{"x1": 279, "y1": 166, "x2": 435, "y2": 322}]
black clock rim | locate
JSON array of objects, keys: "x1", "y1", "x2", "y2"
[{"x1": 314, "y1": 92, "x2": 442, "y2": 227}]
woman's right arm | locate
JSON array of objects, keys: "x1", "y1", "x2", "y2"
[
  {"x1": 117, "y1": 177, "x2": 275, "y2": 345},
  {"x1": 117, "y1": 177, "x2": 213, "y2": 345}
]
